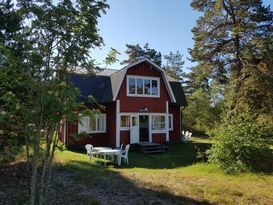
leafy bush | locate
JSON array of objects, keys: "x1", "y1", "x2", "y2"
[
  {"x1": 183, "y1": 89, "x2": 221, "y2": 133},
  {"x1": 208, "y1": 111, "x2": 273, "y2": 174}
]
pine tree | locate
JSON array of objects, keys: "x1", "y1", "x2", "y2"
[
  {"x1": 163, "y1": 51, "x2": 185, "y2": 81},
  {"x1": 190, "y1": 0, "x2": 272, "y2": 82},
  {"x1": 122, "y1": 43, "x2": 162, "y2": 66}
]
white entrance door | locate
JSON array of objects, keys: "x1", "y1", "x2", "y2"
[{"x1": 130, "y1": 114, "x2": 139, "y2": 144}]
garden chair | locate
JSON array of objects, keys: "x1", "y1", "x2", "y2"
[
  {"x1": 188, "y1": 132, "x2": 192, "y2": 141},
  {"x1": 85, "y1": 144, "x2": 94, "y2": 160},
  {"x1": 185, "y1": 131, "x2": 189, "y2": 142},
  {"x1": 117, "y1": 144, "x2": 130, "y2": 165}
]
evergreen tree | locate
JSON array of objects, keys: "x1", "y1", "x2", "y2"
[
  {"x1": 190, "y1": 0, "x2": 272, "y2": 82},
  {"x1": 163, "y1": 51, "x2": 185, "y2": 81},
  {"x1": 122, "y1": 43, "x2": 162, "y2": 66}
]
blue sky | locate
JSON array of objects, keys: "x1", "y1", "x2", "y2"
[{"x1": 92, "y1": 0, "x2": 272, "y2": 70}]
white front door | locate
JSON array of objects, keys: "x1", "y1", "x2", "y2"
[{"x1": 130, "y1": 114, "x2": 139, "y2": 144}]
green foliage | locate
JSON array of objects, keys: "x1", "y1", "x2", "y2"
[
  {"x1": 183, "y1": 89, "x2": 221, "y2": 133},
  {"x1": 209, "y1": 111, "x2": 273, "y2": 174},
  {"x1": 190, "y1": 0, "x2": 272, "y2": 81},
  {"x1": 163, "y1": 51, "x2": 185, "y2": 81},
  {"x1": 103, "y1": 48, "x2": 120, "y2": 68},
  {"x1": 1, "y1": 0, "x2": 109, "y2": 203},
  {"x1": 121, "y1": 43, "x2": 162, "y2": 66}
]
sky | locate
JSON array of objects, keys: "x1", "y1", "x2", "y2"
[{"x1": 92, "y1": 0, "x2": 273, "y2": 70}]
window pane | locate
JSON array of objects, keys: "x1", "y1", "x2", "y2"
[
  {"x1": 132, "y1": 116, "x2": 137, "y2": 126},
  {"x1": 121, "y1": 115, "x2": 130, "y2": 128},
  {"x1": 89, "y1": 116, "x2": 96, "y2": 131},
  {"x1": 152, "y1": 80, "x2": 158, "y2": 95},
  {"x1": 144, "y1": 79, "x2": 150, "y2": 94},
  {"x1": 129, "y1": 78, "x2": 135, "y2": 94},
  {"x1": 97, "y1": 116, "x2": 105, "y2": 131},
  {"x1": 78, "y1": 116, "x2": 89, "y2": 133},
  {"x1": 137, "y1": 79, "x2": 143, "y2": 94},
  {"x1": 152, "y1": 115, "x2": 165, "y2": 130},
  {"x1": 169, "y1": 116, "x2": 172, "y2": 129}
]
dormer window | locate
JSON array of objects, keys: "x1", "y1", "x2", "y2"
[{"x1": 127, "y1": 75, "x2": 160, "y2": 97}]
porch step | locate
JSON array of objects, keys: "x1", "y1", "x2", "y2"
[{"x1": 137, "y1": 142, "x2": 168, "y2": 154}]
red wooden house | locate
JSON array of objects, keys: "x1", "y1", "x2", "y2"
[{"x1": 60, "y1": 58, "x2": 187, "y2": 147}]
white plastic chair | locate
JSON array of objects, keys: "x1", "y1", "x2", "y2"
[
  {"x1": 120, "y1": 144, "x2": 130, "y2": 165},
  {"x1": 188, "y1": 132, "x2": 192, "y2": 141},
  {"x1": 119, "y1": 144, "x2": 124, "y2": 151},
  {"x1": 184, "y1": 131, "x2": 189, "y2": 142},
  {"x1": 85, "y1": 144, "x2": 93, "y2": 160}
]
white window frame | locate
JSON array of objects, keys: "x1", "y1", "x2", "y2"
[
  {"x1": 120, "y1": 115, "x2": 130, "y2": 130},
  {"x1": 78, "y1": 114, "x2": 106, "y2": 134},
  {"x1": 169, "y1": 114, "x2": 173, "y2": 131},
  {"x1": 126, "y1": 75, "x2": 160, "y2": 98},
  {"x1": 151, "y1": 114, "x2": 166, "y2": 133}
]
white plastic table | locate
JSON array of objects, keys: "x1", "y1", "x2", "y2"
[
  {"x1": 92, "y1": 147, "x2": 112, "y2": 162},
  {"x1": 98, "y1": 149, "x2": 121, "y2": 166}
]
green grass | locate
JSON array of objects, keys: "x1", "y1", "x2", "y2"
[
  {"x1": 53, "y1": 138, "x2": 273, "y2": 205},
  {"x1": 2, "y1": 138, "x2": 273, "y2": 204}
]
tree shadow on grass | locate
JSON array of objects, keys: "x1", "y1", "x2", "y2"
[
  {"x1": 69, "y1": 142, "x2": 212, "y2": 170},
  {"x1": 124, "y1": 142, "x2": 212, "y2": 169},
  {"x1": 0, "y1": 162, "x2": 30, "y2": 204},
  {"x1": 52, "y1": 160, "x2": 213, "y2": 205}
]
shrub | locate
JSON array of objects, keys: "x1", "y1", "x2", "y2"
[{"x1": 208, "y1": 111, "x2": 273, "y2": 174}]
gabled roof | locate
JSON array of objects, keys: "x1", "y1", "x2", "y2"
[
  {"x1": 111, "y1": 58, "x2": 176, "y2": 103},
  {"x1": 70, "y1": 58, "x2": 187, "y2": 106}
]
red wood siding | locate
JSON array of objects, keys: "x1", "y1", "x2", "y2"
[
  {"x1": 152, "y1": 133, "x2": 166, "y2": 144},
  {"x1": 66, "y1": 102, "x2": 116, "y2": 147},
  {"x1": 120, "y1": 131, "x2": 130, "y2": 145},
  {"x1": 106, "y1": 102, "x2": 116, "y2": 146},
  {"x1": 169, "y1": 105, "x2": 181, "y2": 142},
  {"x1": 117, "y1": 62, "x2": 171, "y2": 113}
]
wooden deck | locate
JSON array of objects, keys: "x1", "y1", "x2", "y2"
[{"x1": 137, "y1": 142, "x2": 168, "y2": 154}]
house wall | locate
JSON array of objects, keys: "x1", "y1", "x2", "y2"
[
  {"x1": 120, "y1": 131, "x2": 130, "y2": 145},
  {"x1": 117, "y1": 62, "x2": 171, "y2": 113},
  {"x1": 66, "y1": 102, "x2": 116, "y2": 147},
  {"x1": 152, "y1": 133, "x2": 166, "y2": 144},
  {"x1": 169, "y1": 104, "x2": 181, "y2": 142},
  {"x1": 116, "y1": 61, "x2": 177, "y2": 144}
]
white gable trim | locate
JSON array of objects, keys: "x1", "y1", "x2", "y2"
[{"x1": 113, "y1": 58, "x2": 176, "y2": 102}]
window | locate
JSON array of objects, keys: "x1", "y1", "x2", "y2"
[
  {"x1": 127, "y1": 75, "x2": 159, "y2": 97},
  {"x1": 144, "y1": 79, "x2": 150, "y2": 94},
  {"x1": 129, "y1": 78, "x2": 135, "y2": 94},
  {"x1": 152, "y1": 80, "x2": 158, "y2": 95},
  {"x1": 78, "y1": 114, "x2": 106, "y2": 133},
  {"x1": 120, "y1": 115, "x2": 130, "y2": 130},
  {"x1": 169, "y1": 114, "x2": 173, "y2": 130},
  {"x1": 152, "y1": 115, "x2": 165, "y2": 130}
]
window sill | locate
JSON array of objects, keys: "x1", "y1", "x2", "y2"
[
  {"x1": 127, "y1": 94, "x2": 160, "y2": 98},
  {"x1": 78, "y1": 131, "x2": 106, "y2": 134},
  {"x1": 120, "y1": 128, "x2": 130, "y2": 131},
  {"x1": 151, "y1": 130, "x2": 166, "y2": 134}
]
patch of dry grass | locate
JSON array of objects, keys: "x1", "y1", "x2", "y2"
[
  {"x1": 53, "y1": 138, "x2": 273, "y2": 204},
  {"x1": 2, "y1": 137, "x2": 273, "y2": 204}
]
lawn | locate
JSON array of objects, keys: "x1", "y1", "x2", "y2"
[{"x1": 1, "y1": 137, "x2": 273, "y2": 204}]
